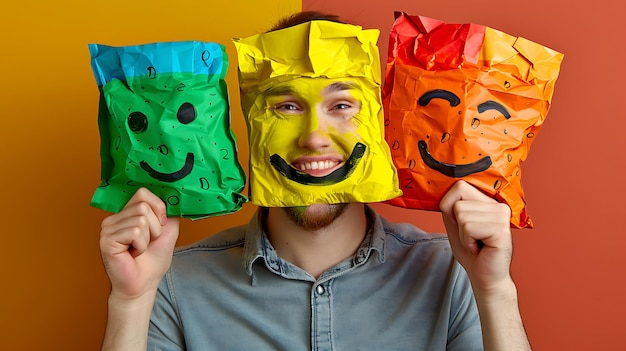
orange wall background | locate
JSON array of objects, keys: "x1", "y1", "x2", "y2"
[
  {"x1": 1, "y1": 0, "x2": 624, "y2": 350},
  {"x1": 303, "y1": 0, "x2": 626, "y2": 350}
]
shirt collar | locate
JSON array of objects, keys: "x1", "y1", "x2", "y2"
[{"x1": 242, "y1": 205, "x2": 386, "y2": 276}]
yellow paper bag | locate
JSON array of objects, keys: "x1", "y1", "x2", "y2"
[{"x1": 234, "y1": 20, "x2": 401, "y2": 206}]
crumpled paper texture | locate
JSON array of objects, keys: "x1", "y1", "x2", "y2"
[
  {"x1": 234, "y1": 21, "x2": 400, "y2": 206},
  {"x1": 89, "y1": 41, "x2": 247, "y2": 219},
  {"x1": 383, "y1": 12, "x2": 563, "y2": 228}
]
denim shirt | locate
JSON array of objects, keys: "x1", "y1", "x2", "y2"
[{"x1": 148, "y1": 206, "x2": 483, "y2": 350}]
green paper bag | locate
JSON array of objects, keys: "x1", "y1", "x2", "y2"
[{"x1": 89, "y1": 41, "x2": 247, "y2": 219}]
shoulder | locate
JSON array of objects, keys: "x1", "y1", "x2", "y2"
[
  {"x1": 165, "y1": 224, "x2": 251, "y2": 282},
  {"x1": 173, "y1": 224, "x2": 247, "y2": 257},
  {"x1": 364, "y1": 207, "x2": 453, "y2": 270},
  {"x1": 379, "y1": 215, "x2": 449, "y2": 246},
  {"x1": 382, "y1": 219, "x2": 452, "y2": 268}
]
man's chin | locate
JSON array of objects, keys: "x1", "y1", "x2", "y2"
[{"x1": 283, "y1": 203, "x2": 349, "y2": 231}]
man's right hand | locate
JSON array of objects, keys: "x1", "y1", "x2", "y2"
[
  {"x1": 99, "y1": 187, "x2": 180, "y2": 302},
  {"x1": 99, "y1": 188, "x2": 179, "y2": 350}
]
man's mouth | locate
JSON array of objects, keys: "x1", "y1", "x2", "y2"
[
  {"x1": 269, "y1": 142, "x2": 366, "y2": 185},
  {"x1": 293, "y1": 160, "x2": 340, "y2": 172},
  {"x1": 418, "y1": 140, "x2": 492, "y2": 178},
  {"x1": 140, "y1": 152, "x2": 194, "y2": 182}
]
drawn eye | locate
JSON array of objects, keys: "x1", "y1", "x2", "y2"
[
  {"x1": 177, "y1": 102, "x2": 196, "y2": 124},
  {"x1": 477, "y1": 100, "x2": 511, "y2": 120},
  {"x1": 418, "y1": 89, "x2": 460, "y2": 107},
  {"x1": 128, "y1": 111, "x2": 148, "y2": 133}
]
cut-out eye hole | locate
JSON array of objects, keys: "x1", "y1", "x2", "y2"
[
  {"x1": 177, "y1": 102, "x2": 196, "y2": 124},
  {"x1": 128, "y1": 111, "x2": 148, "y2": 133}
]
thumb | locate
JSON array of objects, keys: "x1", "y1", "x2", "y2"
[
  {"x1": 441, "y1": 207, "x2": 477, "y2": 258},
  {"x1": 146, "y1": 216, "x2": 180, "y2": 259},
  {"x1": 440, "y1": 180, "x2": 496, "y2": 216},
  {"x1": 440, "y1": 180, "x2": 493, "y2": 256}
]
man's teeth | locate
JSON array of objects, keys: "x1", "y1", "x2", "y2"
[{"x1": 297, "y1": 160, "x2": 338, "y2": 171}]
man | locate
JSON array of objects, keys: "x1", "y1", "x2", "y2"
[{"x1": 99, "y1": 11, "x2": 531, "y2": 351}]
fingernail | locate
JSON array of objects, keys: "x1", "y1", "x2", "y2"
[{"x1": 161, "y1": 215, "x2": 168, "y2": 226}]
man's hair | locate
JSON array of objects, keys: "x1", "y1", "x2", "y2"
[{"x1": 267, "y1": 11, "x2": 346, "y2": 32}]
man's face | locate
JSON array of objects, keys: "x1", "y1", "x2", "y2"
[
  {"x1": 264, "y1": 78, "x2": 364, "y2": 182},
  {"x1": 246, "y1": 76, "x2": 400, "y2": 206}
]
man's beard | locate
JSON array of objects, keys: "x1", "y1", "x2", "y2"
[{"x1": 283, "y1": 203, "x2": 349, "y2": 231}]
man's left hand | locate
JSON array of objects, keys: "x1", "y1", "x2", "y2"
[{"x1": 440, "y1": 180, "x2": 514, "y2": 296}]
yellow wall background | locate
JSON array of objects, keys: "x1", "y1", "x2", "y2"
[{"x1": 0, "y1": 1, "x2": 300, "y2": 349}]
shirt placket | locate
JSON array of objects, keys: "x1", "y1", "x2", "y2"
[{"x1": 311, "y1": 280, "x2": 333, "y2": 351}]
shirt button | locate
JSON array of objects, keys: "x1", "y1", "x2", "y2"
[{"x1": 316, "y1": 285, "x2": 325, "y2": 295}]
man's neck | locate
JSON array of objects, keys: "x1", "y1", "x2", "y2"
[{"x1": 265, "y1": 203, "x2": 370, "y2": 279}]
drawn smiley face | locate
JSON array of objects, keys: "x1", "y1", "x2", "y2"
[
  {"x1": 415, "y1": 89, "x2": 514, "y2": 178},
  {"x1": 128, "y1": 102, "x2": 197, "y2": 183},
  {"x1": 115, "y1": 80, "x2": 208, "y2": 188},
  {"x1": 385, "y1": 64, "x2": 542, "y2": 219},
  {"x1": 97, "y1": 70, "x2": 247, "y2": 217}
]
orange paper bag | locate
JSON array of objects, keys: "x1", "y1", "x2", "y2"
[{"x1": 383, "y1": 12, "x2": 563, "y2": 228}]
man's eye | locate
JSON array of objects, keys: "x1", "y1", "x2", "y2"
[
  {"x1": 274, "y1": 103, "x2": 301, "y2": 111},
  {"x1": 329, "y1": 102, "x2": 359, "y2": 112},
  {"x1": 333, "y1": 103, "x2": 352, "y2": 110}
]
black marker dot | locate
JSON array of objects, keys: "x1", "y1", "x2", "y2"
[
  {"x1": 471, "y1": 118, "x2": 480, "y2": 129},
  {"x1": 494, "y1": 180, "x2": 502, "y2": 190},
  {"x1": 147, "y1": 66, "x2": 157, "y2": 79},
  {"x1": 441, "y1": 132, "x2": 450, "y2": 143},
  {"x1": 167, "y1": 196, "x2": 180, "y2": 206}
]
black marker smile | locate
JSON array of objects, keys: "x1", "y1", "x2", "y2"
[
  {"x1": 270, "y1": 143, "x2": 366, "y2": 185},
  {"x1": 140, "y1": 152, "x2": 194, "y2": 182},
  {"x1": 418, "y1": 140, "x2": 491, "y2": 178}
]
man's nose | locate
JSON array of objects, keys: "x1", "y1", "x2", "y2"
[{"x1": 297, "y1": 111, "x2": 332, "y2": 150}]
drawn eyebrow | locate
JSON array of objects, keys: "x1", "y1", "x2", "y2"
[
  {"x1": 418, "y1": 89, "x2": 461, "y2": 107},
  {"x1": 477, "y1": 100, "x2": 511, "y2": 119}
]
